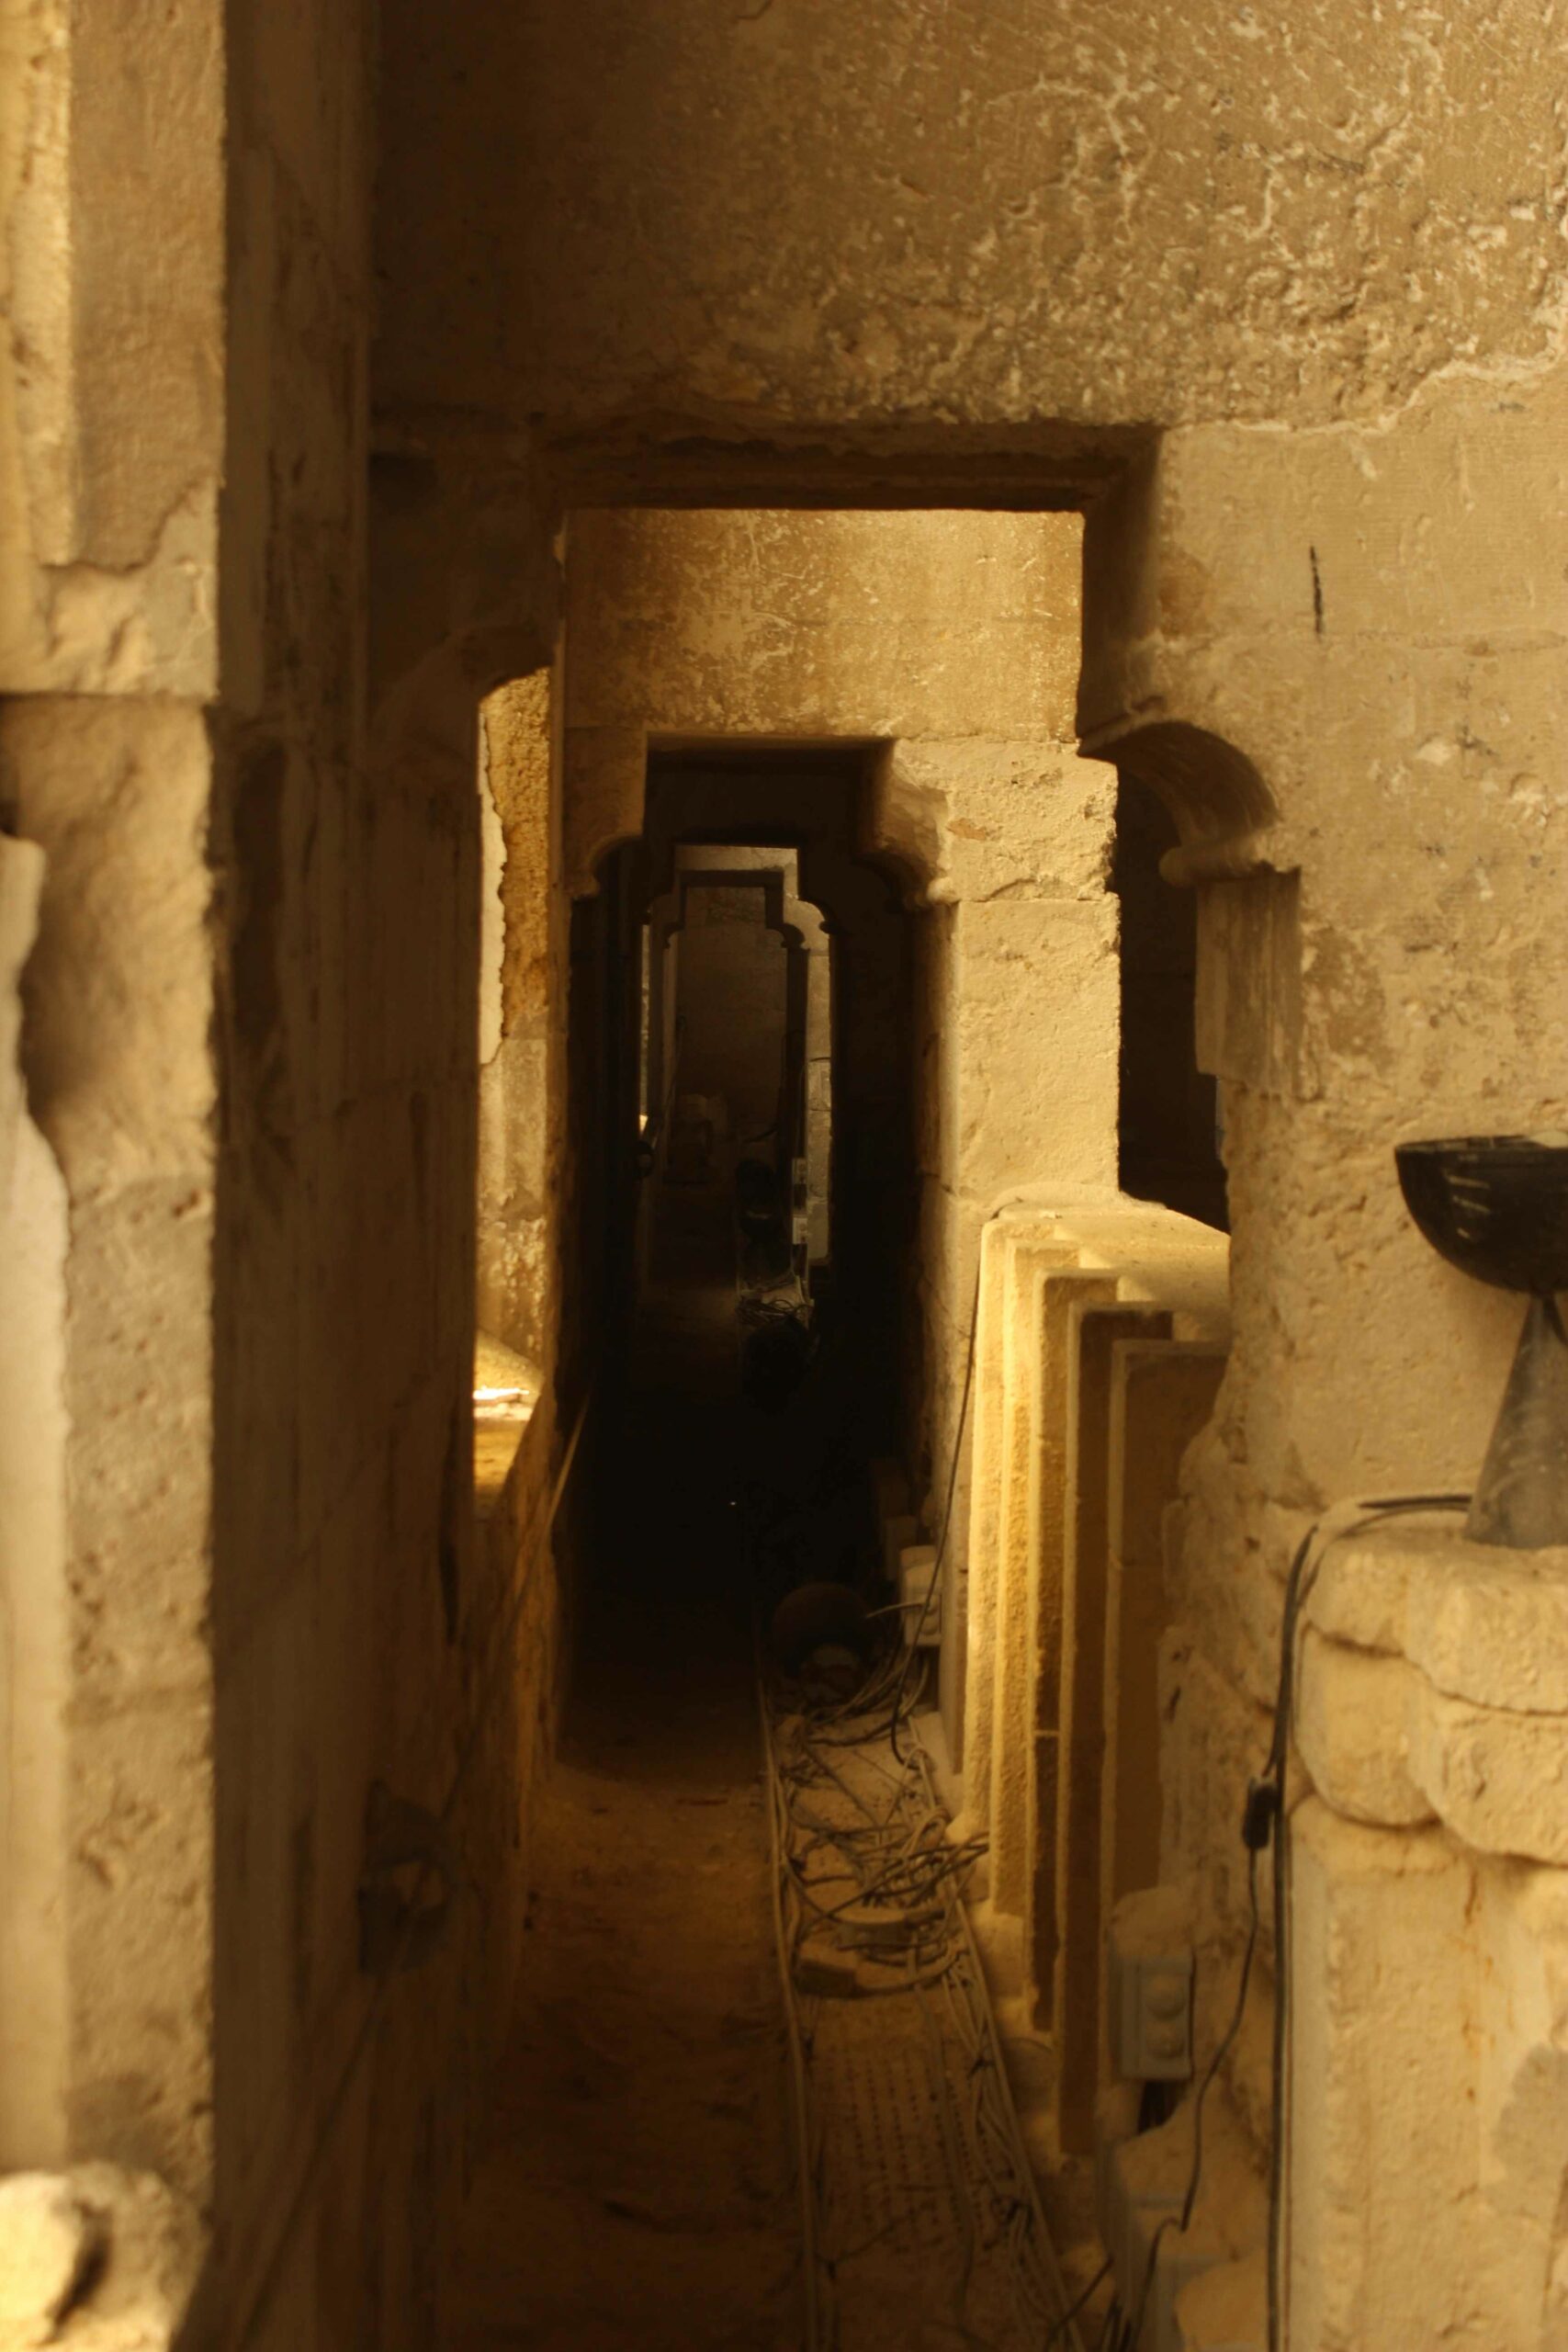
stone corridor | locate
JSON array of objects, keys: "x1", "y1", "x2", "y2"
[
  {"x1": 453, "y1": 1317, "x2": 799, "y2": 2352},
  {"x1": 5, "y1": 5, "x2": 1568, "y2": 2347}
]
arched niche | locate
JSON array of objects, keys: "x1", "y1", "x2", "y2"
[
  {"x1": 1105, "y1": 719, "x2": 1280, "y2": 888},
  {"x1": 1095, "y1": 718, "x2": 1303, "y2": 1104}
]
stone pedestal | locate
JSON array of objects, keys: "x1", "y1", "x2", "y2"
[{"x1": 1290, "y1": 1521, "x2": 1568, "y2": 2349}]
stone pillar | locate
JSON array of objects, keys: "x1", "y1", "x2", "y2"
[
  {"x1": 986, "y1": 1224, "x2": 1083, "y2": 1917},
  {"x1": 1101, "y1": 1342, "x2": 1227, "y2": 1943},
  {"x1": 907, "y1": 804, "x2": 1128, "y2": 1769},
  {"x1": 1055, "y1": 1299, "x2": 1172, "y2": 2145},
  {"x1": 1287, "y1": 1520, "x2": 1568, "y2": 2348}
]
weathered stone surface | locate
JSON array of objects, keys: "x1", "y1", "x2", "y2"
[
  {"x1": 1309, "y1": 1521, "x2": 1568, "y2": 1714},
  {"x1": 5, "y1": 0, "x2": 1567, "y2": 2337},
  {"x1": 1289, "y1": 1804, "x2": 1568, "y2": 2349},
  {"x1": 0, "y1": 2171, "x2": 97, "y2": 2343},
  {"x1": 0, "y1": 0, "x2": 222, "y2": 697},
  {"x1": 0, "y1": 2165, "x2": 198, "y2": 2351},
  {"x1": 1289, "y1": 1804, "x2": 1479, "y2": 2350},
  {"x1": 1102, "y1": 1342, "x2": 1227, "y2": 1953},
  {"x1": 1294, "y1": 1633, "x2": 1432, "y2": 1832},
  {"x1": 1300, "y1": 1621, "x2": 1568, "y2": 1867},
  {"x1": 378, "y1": 0, "x2": 1568, "y2": 436}
]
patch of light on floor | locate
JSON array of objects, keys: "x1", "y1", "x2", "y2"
[{"x1": 474, "y1": 1332, "x2": 543, "y2": 1510}]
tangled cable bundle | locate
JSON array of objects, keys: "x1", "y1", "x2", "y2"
[{"x1": 760, "y1": 1627, "x2": 1088, "y2": 2352}]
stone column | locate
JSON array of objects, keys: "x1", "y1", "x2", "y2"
[
  {"x1": 1288, "y1": 1520, "x2": 1568, "y2": 2348},
  {"x1": 880, "y1": 736, "x2": 1121, "y2": 1766}
]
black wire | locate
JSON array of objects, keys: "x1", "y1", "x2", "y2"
[
  {"x1": 1121, "y1": 1841, "x2": 1263, "y2": 2350},
  {"x1": 888, "y1": 1249, "x2": 987, "y2": 1763},
  {"x1": 1043, "y1": 2255, "x2": 1111, "y2": 2348},
  {"x1": 1093, "y1": 2299, "x2": 1126, "y2": 2352},
  {"x1": 1261, "y1": 1490, "x2": 1466, "y2": 2352},
  {"x1": 1114, "y1": 1493, "x2": 1472, "y2": 2352}
]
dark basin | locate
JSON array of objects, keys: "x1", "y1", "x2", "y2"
[{"x1": 1395, "y1": 1135, "x2": 1568, "y2": 1299}]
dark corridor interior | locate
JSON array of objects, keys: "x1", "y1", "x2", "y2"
[
  {"x1": 451, "y1": 755, "x2": 1211, "y2": 2351},
  {"x1": 453, "y1": 1184, "x2": 805, "y2": 2349},
  {"x1": 564, "y1": 749, "x2": 916, "y2": 1481},
  {"x1": 1111, "y1": 775, "x2": 1228, "y2": 1232},
  {"x1": 452, "y1": 754, "x2": 925, "y2": 2347}
]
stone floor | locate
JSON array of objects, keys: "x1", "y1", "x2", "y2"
[{"x1": 450, "y1": 1201, "x2": 800, "y2": 2350}]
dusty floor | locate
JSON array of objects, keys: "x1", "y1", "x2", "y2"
[{"x1": 452, "y1": 1200, "x2": 801, "y2": 2350}]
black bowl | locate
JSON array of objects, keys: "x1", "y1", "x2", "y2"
[{"x1": 1395, "y1": 1135, "x2": 1568, "y2": 1297}]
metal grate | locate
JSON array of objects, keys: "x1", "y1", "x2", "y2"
[{"x1": 760, "y1": 1676, "x2": 1084, "y2": 2352}]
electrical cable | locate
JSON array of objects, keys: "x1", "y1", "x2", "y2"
[
  {"x1": 1259, "y1": 1489, "x2": 1467, "y2": 2352},
  {"x1": 762, "y1": 1649, "x2": 1087, "y2": 2347},
  {"x1": 1094, "y1": 2297, "x2": 1126, "y2": 2351},
  {"x1": 756, "y1": 1632, "x2": 829, "y2": 2352},
  {"x1": 888, "y1": 1249, "x2": 985, "y2": 1763},
  {"x1": 758, "y1": 1198, "x2": 1091, "y2": 2344},
  {"x1": 1100, "y1": 1488, "x2": 1469, "y2": 2352},
  {"x1": 1043, "y1": 2256, "x2": 1112, "y2": 2347}
]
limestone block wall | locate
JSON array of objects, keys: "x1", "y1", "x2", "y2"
[
  {"x1": 1, "y1": 0, "x2": 223, "y2": 695},
  {"x1": 0, "y1": 699, "x2": 219, "y2": 2218},
  {"x1": 1287, "y1": 1520, "x2": 1568, "y2": 2349},
  {"x1": 201, "y1": 37, "x2": 576, "y2": 2346},
  {"x1": 1079, "y1": 368, "x2": 1568, "y2": 2333},
  {"x1": 0, "y1": 0, "x2": 229, "y2": 2228}
]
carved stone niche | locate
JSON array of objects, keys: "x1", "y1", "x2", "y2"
[{"x1": 1090, "y1": 717, "x2": 1302, "y2": 1102}]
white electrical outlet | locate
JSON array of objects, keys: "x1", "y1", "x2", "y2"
[{"x1": 1108, "y1": 1917, "x2": 1193, "y2": 2083}]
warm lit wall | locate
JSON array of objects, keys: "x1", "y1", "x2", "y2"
[
  {"x1": 1083, "y1": 383, "x2": 1568, "y2": 2339},
  {"x1": 0, "y1": 0, "x2": 229, "y2": 2256},
  {"x1": 378, "y1": 0, "x2": 1563, "y2": 448},
  {"x1": 0, "y1": 5, "x2": 570, "y2": 2346},
  {"x1": 478, "y1": 672, "x2": 559, "y2": 1371}
]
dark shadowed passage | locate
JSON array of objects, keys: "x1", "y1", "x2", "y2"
[{"x1": 450, "y1": 1205, "x2": 800, "y2": 2351}]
